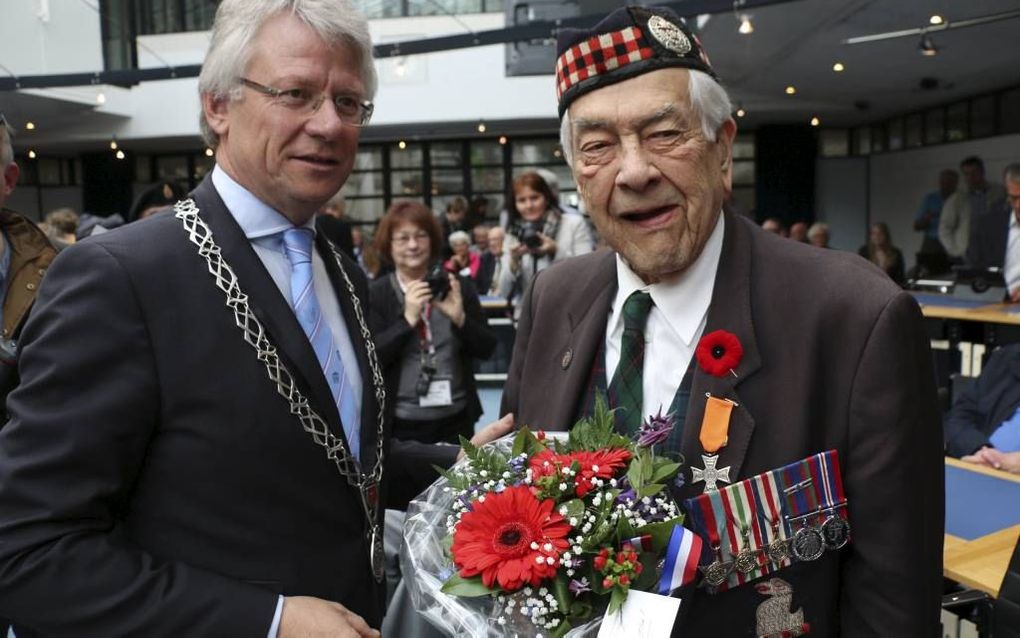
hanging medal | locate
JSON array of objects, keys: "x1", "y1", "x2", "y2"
[
  {"x1": 691, "y1": 393, "x2": 736, "y2": 492},
  {"x1": 780, "y1": 462, "x2": 825, "y2": 562},
  {"x1": 693, "y1": 486, "x2": 734, "y2": 588},
  {"x1": 809, "y1": 451, "x2": 851, "y2": 550}
]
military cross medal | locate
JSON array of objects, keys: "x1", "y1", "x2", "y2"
[
  {"x1": 692, "y1": 454, "x2": 731, "y2": 492},
  {"x1": 692, "y1": 394, "x2": 737, "y2": 492}
]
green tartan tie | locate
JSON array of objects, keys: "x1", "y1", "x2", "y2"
[{"x1": 608, "y1": 291, "x2": 654, "y2": 435}]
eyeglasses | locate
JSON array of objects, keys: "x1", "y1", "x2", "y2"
[
  {"x1": 392, "y1": 230, "x2": 430, "y2": 246},
  {"x1": 238, "y1": 78, "x2": 374, "y2": 127}
]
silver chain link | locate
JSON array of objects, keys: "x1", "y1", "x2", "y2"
[{"x1": 173, "y1": 199, "x2": 385, "y2": 512}]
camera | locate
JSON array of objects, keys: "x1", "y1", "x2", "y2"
[
  {"x1": 515, "y1": 221, "x2": 543, "y2": 250},
  {"x1": 424, "y1": 261, "x2": 450, "y2": 300}
]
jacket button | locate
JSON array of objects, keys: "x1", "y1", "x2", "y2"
[
  {"x1": 38, "y1": 269, "x2": 46, "y2": 275},
  {"x1": 561, "y1": 349, "x2": 573, "y2": 369},
  {"x1": 26, "y1": 283, "x2": 36, "y2": 290}
]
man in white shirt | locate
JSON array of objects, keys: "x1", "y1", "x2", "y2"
[
  {"x1": 502, "y1": 6, "x2": 942, "y2": 636},
  {"x1": 967, "y1": 163, "x2": 1020, "y2": 302},
  {"x1": 940, "y1": 156, "x2": 1007, "y2": 258}
]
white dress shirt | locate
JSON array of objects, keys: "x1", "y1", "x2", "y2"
[
  {"x1": 1005, "y1": 210, "x2": 1020, "y2": 295},
  {"x1": 605, "y1": 213, "x2": 724, "y2": 421}
]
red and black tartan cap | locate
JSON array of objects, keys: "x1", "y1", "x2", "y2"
[{"x1": 555, "y1": 5, "x2": 717, "y2": 118}]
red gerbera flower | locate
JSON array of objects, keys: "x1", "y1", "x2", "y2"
[
  {"x1": 695, "y1": 329, "x2": 743, "y2": 377},
  {"x1": 529, "y1": 448, "x2": 631, "y2": 497},
  {"x1": 451, "y1": 485, "x2": 571, "y2": 591}
]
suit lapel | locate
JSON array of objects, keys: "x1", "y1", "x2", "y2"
[
  {"x1": 317, "y1": 233, "x2": 380, "y2": 469},
  {"x1": 189, "y1": 178, "x2": 344, "y2": 437},
  {"x1": 682, "y1": 214, "x2": 763, "y2": 488},
  {"x1": 553, "y1": 251, "x2": 617, "y2": 429}
]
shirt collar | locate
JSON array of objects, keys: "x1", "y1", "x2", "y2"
[
  {"x1": 609, "y1": 212, "x2": 725, "y2": 346},
  {"x1": 211, "y1": 165, "x2": 316, "y2": 241}
]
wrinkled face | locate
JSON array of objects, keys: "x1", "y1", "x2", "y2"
[
  {"x1": 472, "y1": 226, "x2": 489, "y2": 250},
  {"x1": 514, "y1": 186, "x2": 548, "y2": 222},
  {"x1": 390, "y1": 221, "x2": 430, "y2": 275},
  {"x1": 568, "y1": 68, "x2": 735, "y2": 282},
  {"x1": 203, "y1": 13, "x2": 364, "y2": 225},
  {"x1": 488, "y1": 227, "x2": 505, "y2": 254}
]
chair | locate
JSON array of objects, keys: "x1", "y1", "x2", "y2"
[{"x1": 994, "y1": 535, "x2": 1020, "y2": 636}]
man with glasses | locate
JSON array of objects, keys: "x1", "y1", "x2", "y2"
[{"x1": 0, "y1": 2, "x2": 509, "y2": 636}]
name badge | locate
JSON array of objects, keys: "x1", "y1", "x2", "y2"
[
  {"x1": 597, "y1": 589, "x2": 680, "y2": 637},
  {"x1": 419, "y1": 378, "x2": 453, "y2": 407}
]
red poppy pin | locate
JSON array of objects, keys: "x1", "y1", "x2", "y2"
[{"x1": 695, "y1": 330, "x2": 743, "y2": 377}]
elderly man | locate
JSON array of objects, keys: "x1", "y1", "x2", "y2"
[
  {"x1": 939, "y1": 156, "x2": 1007, "y2": 259},
  {"x1": 0, "y1": 2, "x2": 508, "y2": 637},
  {"x1": 502, "y1": 6, "x2": 942, "y2": 635},
  {"x1": 0, "y1": 116, "x2": 56, "y2": 420},
  {"x1": 967, "y1": 163, "x2": 1020, "y2": 302}
]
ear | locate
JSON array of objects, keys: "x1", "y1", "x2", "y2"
[
  {"x1": 2, "y1": 162, "x2": 19, "y2": 198},
  {"x1": 201, "y1": 92, "x2": 231, "y2": 140},
  {"x1": 715, "y1": 118, "x2": 737, "y2": 196}
]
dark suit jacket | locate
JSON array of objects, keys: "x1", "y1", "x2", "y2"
[
  {"x1": 967, "y1": 205, "x2": 1010, "y2": 270},
  {"x1": 502, "y1": 213, "x2": 943, "y2": 636},
  {"x1": 0, "y1": 176, "x2": 453, "y2": 636},
  {"x1": 368, "y1": 272, "x2": 496, "y2": 439},
  {"x1": 945, "y1": 343, "x2": 1020, "y2": 457}
]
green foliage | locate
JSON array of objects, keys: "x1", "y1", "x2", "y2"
[
  {"x1": 440, "y1": 573, "x2": 497, "y2": 597},
  {"x1": 568, "y1": 394, "x2": 631, "y2": 452}
]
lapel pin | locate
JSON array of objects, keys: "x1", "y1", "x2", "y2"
[{"x1": 561, "y1": 348, "x2": 573, "y2": 369}]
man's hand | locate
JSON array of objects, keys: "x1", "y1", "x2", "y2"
[
  {"x1": 457, "y1": 413, "x2": 514, "y2": 461},
  {"x1": 278, "y1": 596, "x2": 379, "y2": 638},
  {"x1": 961, "y1": 446, "x2": 1020, "y2": 473}
]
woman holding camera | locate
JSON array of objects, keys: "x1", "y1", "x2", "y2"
[
  {"x1": 369, "y1": 201, "x2": 496, "y2": 444},
  {"x1": 495, "y1": 171, "x2": 594, "y2": 318}
]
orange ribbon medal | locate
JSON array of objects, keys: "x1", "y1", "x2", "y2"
[{"x1": 691, "y1": 394, "x2": 737, "y2": 492}]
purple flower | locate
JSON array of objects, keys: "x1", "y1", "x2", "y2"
[
  {"x1": 615, "y1": 488, "x2": 636, "y2": 505},
  {"x1": 568, "y1": 577, "x2": 591, "y2": 596},
  {"x1": 637, "y1": 409, "x2": 674, "y2": 448}
]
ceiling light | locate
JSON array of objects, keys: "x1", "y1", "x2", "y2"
[
  {"x1": 929, "y1": 15, "x2": 944, "y2": 25},
  {"x1": 810, "y1": 117, "x2": 820, "y2": 127},
  {"x1": 109, "y1": 139, "x2": 118, "y2": 150},
  {"x1": 398, "y1": 140, "x2": 407, "y2": 150},
  {"x1": 919, "y1": 33, "x2": 938, "y2": 56},
  {"x1": 785, "y1": 86, "x2": 796, "y2": 95},
  {"x1": 25, "y1": 121, "x2": 35, "y2": 130},
  {"x1": 832, "y1": 62, "x2": 845, "y2": 72},
  {"x1": 205, "y1": 148, "x2": 214, "y2": 157},
  {"x1": 498, "y1": 136, "x2": 507, "y2": 145},
  {"x1": 115, "y1": 150, "x2": 125, "y2": 159},
  {"x1": 96, "y1": 91, "x2": 106, "y2": 105},
  {"x1": 27, "y1": 150, "x2": 36, "y2": 159},
  {"x1": 736, "y1": 107, "x2": 746, "y2": 118},
  {"x1": 477, "y1": 122, "x2": 486, "y2": 133},
  {"x1": 738, "y1": 14, "x2": 754, "y2": 34}
]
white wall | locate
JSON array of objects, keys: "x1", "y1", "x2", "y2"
[
  {"x1": 815, "y1": 157, "x2": 868, "y2": 252},
  {"x1": 867, "y1": 134, "x2": 1020, "y2": 269},
  {"x1": 0, "y1": 0, "x2": 103, "y2": 74}
]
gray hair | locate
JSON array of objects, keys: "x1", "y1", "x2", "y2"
[
  {"x1": 198, "y1": 0, "x2": 378, "y2": 148},
  {"x1": 448, "y1": 230, "x2": 471, "y2": 248},
  {"x1": 559, "y1": 69, "x2": 732, "y2": 167},
  {"x1": 0, "y1": 120, "x2": 13, "y2": 168},
  {"x1": 808, "y1": 222, "x2": 829, "y2": 239},
  {"x1": 1005, "y1": 163, "x2": 1020, "y2": 185}
]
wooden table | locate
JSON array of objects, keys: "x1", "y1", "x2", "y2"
[
  {"x1": 912, "y1": 294, "x2": 1020, "y2": 378},
  {"x1": 944, "y1": 457, "x2": 1020, "y2": 597}
]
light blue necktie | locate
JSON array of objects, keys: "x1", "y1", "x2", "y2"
[{"x1": 282, "y1": 228, "x2": 361, "y2": 462}]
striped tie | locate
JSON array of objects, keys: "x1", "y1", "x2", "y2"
[
  {"x1": 282, "y1": 228, "x2": 360, "y2": 462},
  {"x1": 608, "y1": 291, "x2": 654, "y2": 436}
]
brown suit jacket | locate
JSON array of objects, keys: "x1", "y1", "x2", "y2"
[{"x1": 502, "y1": 213, "x2": 943, "y2": 636}]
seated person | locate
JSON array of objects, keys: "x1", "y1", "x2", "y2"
[{"x1": 945, "y1": 343, "x2": 1020, "y2": 473}]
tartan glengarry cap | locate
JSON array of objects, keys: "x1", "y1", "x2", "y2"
[{"x1": 555, "y1": 5, "x2": 717, "y2": 118}]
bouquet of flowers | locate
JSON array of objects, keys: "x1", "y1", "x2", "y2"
[{"x1": 401, "y1": 399, "x2": 688, "y2": 637}]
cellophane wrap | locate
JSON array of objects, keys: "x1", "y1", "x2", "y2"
[{"x1": 401, "y1": 433, "x2": 603, "y2": 637}]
